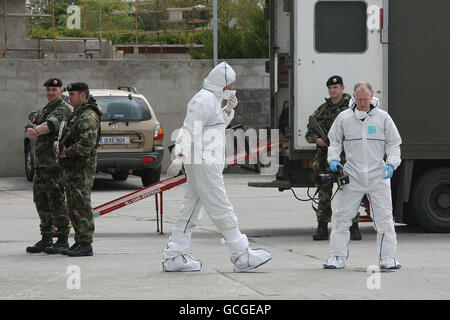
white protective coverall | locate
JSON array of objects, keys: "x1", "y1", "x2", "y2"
[
  {"x1": 326, "y1": 98, "x2": 402, "y2": 268},
  {"x1": 162, "y1": 62, "x2": 271, "y2": 271}
]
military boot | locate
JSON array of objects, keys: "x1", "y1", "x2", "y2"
[
  {"x1": 313, "y1": 222, "x2": 329, "y2": 241},
  {"x1": 67, "y1": 243, "x2": 93, "y2": 257},
  {"x1": 350, "y1": 222, "x2": 362, "y2": 240},
  {"x1": 61, "y1": 242, "x2": 79, "y2": 255},
  {"x1": 26, "y1": 235, "x2": 53, "y2": 253},
  {"x1": 43, "y1": 235, "x2": 69, "y2": 254}
]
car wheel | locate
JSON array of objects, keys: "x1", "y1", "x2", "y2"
[
  {"x1": 25, "y1": 142, "x2": 34, "y2": 182},
  {"x1": 112, "y1": 170, "x2": 129, "y2": 181},
  {"x1": 411, "y1": 167, "x2": 450, "y2": 232},
  {"x1": 141, "y1": 166, "x2": 161, "y2": 187}
]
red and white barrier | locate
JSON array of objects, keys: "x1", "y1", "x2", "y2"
[{"x1": 92, "y1": 138, "x2": 287, "y2": 234}]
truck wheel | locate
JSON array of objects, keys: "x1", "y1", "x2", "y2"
[
  {"x1": 402, "y1": 203, "x2": 418, "y2": 227},
  {"x1": 141, "y1": 166, "x2": 161, "y2": 187},
  {"x1": 25, "y1": 143, "x2": 34, "y2": 182},
  {"x1": 411, "y1": 167, "x2": 450, "y2": 232},
  {"x1": 112, "y1": 170, "x2": 128, "y2": 181}
]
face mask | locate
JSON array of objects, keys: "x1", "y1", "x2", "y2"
[
  {"x1": 219, "y1": 89, "x2": 236, "y2": 101},
  {"x1": 355, "y1": 109, "x2": 368, "y2": 120}
]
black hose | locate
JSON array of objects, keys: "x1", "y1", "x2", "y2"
[{"x1": 290, "y1": 185, "x2": 341, "y2": 210}]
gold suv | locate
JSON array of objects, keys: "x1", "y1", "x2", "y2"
[{"x1": 94, "y1": 86, "x2": 164, "y2": 186}]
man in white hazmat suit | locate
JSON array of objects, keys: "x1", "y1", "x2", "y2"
[
  {"x1": 162, "y1": 61, "x2": 272, "y2": 272},
  {"x1": 323, "y1": 82, "x2": 402, "y2": 270}
]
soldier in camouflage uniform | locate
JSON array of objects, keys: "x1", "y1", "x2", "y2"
[
  {"x1": 305, "y1": 76, "x2": 361, "y2": 241},
  {"x1": 25, "y1": 78, "x2": 72, "y2": 254},
  {"x1": 57, "y1": 82, "x2": 102, "y2": 257}
]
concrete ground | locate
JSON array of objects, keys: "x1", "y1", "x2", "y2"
[{"x1": 0, "y1": 173, "x2": 449, "y2": 300}]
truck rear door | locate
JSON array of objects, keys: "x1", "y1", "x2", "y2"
[{"x1": 293, "y1": 0, "x2": 385, "y2": 150}]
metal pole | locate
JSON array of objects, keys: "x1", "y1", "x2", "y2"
[
  {"x1": 107, "y1": 0, "x2": 111, "y2": 41},
  {"x1": 163, "y1": 0, "x2": 166, "y2": 44},
  {"x1": 213, "y1": 0, "x2": 218, "y2": 66},
  {"x1": 84, "y1": 0, "x2": 87, "y2": 37},
  {"x1": 99, "y1": 0, "x2": 102, "y2": 59},
  {"x1": 135, "y1": 0, "x2": 138, "y2": 43},
  {"x1": 160, "y1": 191, "x2": 164, "y2": 235},
  {"x1": 27, "y1": 4, "x2": 31, "y2": 40},
  {"x1": 52, "y1": 0, "x2": 56, "y2": 59},
  {"x1": 155, "y1": 192, "x2": 160, "y2": 233},
  {"x1": 3, "y1": 0, "x2": 7, "y2": 58},
  {"x1": 37, "y1": 0, "x2": 41, "y2": 58}
]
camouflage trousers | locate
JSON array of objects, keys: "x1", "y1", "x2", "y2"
[
  {"x1": 33, "y1": 167, "x2": 70, "y2": 237},
  {"x1": 63, "y1": 163, "x2": 96, "y2": 244}
]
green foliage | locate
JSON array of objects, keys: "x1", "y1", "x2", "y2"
[
  {"x1": 189, "y1": 0, "x2": 268, "y2": 59},
  {"x1": 27, "y1": 0, "x2": 268, "y2": 59}
]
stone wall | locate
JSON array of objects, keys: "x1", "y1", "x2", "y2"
[{"x1": 0, "y1": 59, "x2": 269, "y2": 176}]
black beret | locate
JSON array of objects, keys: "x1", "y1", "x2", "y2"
[
  {"x1": 66, "y1": 82, "x2": 89, "y2": 92},
  {"x1": 43, "y1": 78, "x2": 63, "y2": 87},
  {"x1": 326, "y1": 75, "x2": 343, "y2": 87}
]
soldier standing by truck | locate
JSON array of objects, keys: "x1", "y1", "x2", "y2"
[{"x1": 305, "y1": 76, "x2": 361, "y2": 241}]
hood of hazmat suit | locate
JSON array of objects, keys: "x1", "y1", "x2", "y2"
[
  {"x1": 327, "y1": 98, "x2": 402, "y2": 189},
  {"x1": 174, "y1": 61, "x2": 236, "y2": 165}
]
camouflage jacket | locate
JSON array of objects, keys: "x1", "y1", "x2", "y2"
[
  {"x1": 305, "y1": 93, "x2": 351, "y2": 172},
  {"x1": 60, "y1": 96, "x2": 102, "y2": 168},
  {"x1": 27, "y1": 98, "x2": 72, "y2": 168}
]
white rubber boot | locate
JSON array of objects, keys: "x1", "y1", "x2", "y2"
[
  {"x1": 222, "y1": 233, "x2": 272, "y2": 272},
  {"x1": 379, "y1": 257, "x2": 401, "y2": 270},
  {"x1": 323, "y1": 256, "x2": 346, "y2": 269},
  {"x1": 231, "y1": 248, "x2": 272, "y2": 272},
  {"x1": 162, "y1": 254, "x2": 202, "y2": 272}
]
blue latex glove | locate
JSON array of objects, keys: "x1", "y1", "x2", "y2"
[
  {"x1": 330, "y1": 160, "x2": 343, "y2": 173},
  {"x1": 383, "y1": 164, "x2": 394, "y2": 179}
]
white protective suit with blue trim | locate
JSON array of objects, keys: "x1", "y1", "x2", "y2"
[
  {"x1": 326, "y1": 98, "x2": 402, "y2": 266},
  {"x1": 163, "y1": 62, "x2": 259, "y2": 264}
]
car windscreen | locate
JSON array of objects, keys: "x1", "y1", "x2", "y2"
[{"x1": 96, "y1": 96, "x2": 151, "y2": 122}]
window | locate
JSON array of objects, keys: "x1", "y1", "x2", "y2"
[
  {"x1": 96, "y1": 96, "x2": 151, "y2": 122},
  {"x1": 315, "y1": 1, "x2": 367, "y2": 53}
]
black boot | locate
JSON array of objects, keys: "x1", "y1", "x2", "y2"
[
  {"x1": 350, "y1": 222, "x2": 362, "y2": 240},
  {"x1": 26, "y1": 235, "x2": 53, "y2": 253},
  {"x1": 61, "y1": 242, "x2": 79, "y2": 255},
  {"x1": 43, "y1": 235, "x2": 69, "y2": 254},
  {"x1": 67, "y1": 243, "x2": 93, "y2": 257},
  {"x1": 313, "y1": 222, "x2": 329, "y2": 241}
]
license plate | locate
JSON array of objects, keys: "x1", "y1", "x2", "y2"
[{"x1": 100, "y1": 136, "x2": 130, "y2": 145}]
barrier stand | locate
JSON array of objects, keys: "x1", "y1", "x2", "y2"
[
  {"x1": 160, "y1": 192, "x2": 164, "y2": 234},
  {"x1": 154, "y1": 191, "x2": 164, "y2": 234},
  {"x1": 155, "y1": 193, "x2": 159, "y2": 233}
]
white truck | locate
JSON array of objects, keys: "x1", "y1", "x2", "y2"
[{"x1": 249, "y1": 0, "x2": 450, "y2": 232}]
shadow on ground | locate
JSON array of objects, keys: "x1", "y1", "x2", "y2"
[{"x1": 92, "y1": 175, "x2": 143, "y2": 191}]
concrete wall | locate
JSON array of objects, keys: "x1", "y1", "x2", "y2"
[
  {"x1": 0, "y1": 0, "x2": 34, "y2": 59},
  {"x1": 0, "y1": 0, "x2": 114, "y2": 59},
  {"x1": 0, "y1": 0, "x2": 26, "y2": 41},
  {"x1": 0, "y1": 59, "x2": 269, "y2": 177}
]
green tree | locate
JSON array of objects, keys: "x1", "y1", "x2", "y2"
[
  {"x1": 189, "y1": 0, "x2": 268, "y2": 59},
  {"x1": 27, "y1": 0, "x2": 268, "y2": 59}
]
